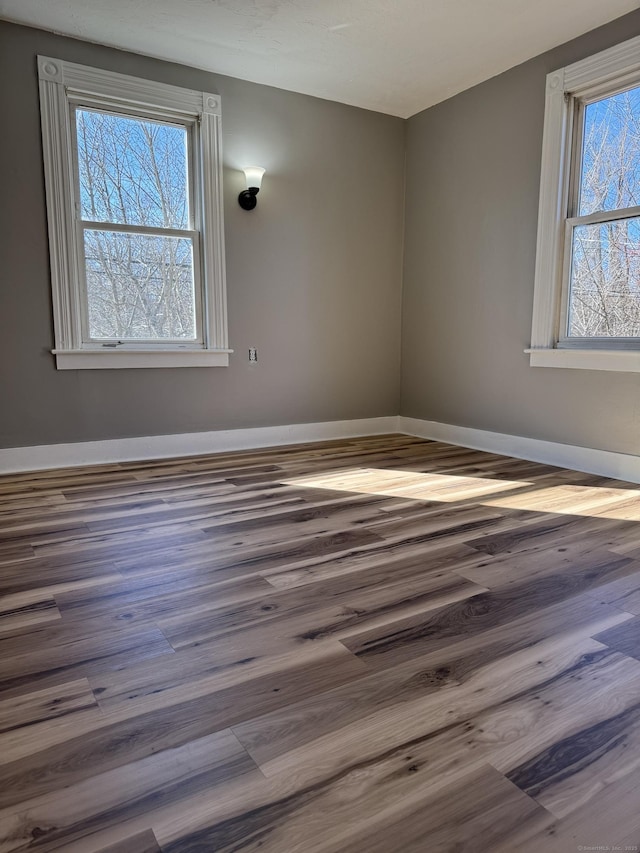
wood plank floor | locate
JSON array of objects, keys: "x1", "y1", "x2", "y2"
[{"x1": 2, "y1": 434, "x2": 640, "y2": 851}]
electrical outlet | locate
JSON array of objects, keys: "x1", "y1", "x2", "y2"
[{"x1": 248, "y1": 347, "x2": 258, "y2": 363}]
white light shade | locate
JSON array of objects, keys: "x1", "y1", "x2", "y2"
[{"x1": 243, "y1": 166, "x2": 265, "y2": 190}]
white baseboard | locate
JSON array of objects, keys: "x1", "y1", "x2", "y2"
[
  {"x1": 3, "y1": 414, "x2": 639, "y2": 484},
  {"x1": 399, "y1": 416, "x2": 640, "y2": 485},
  {"x1": 0, "y1": 416, "x2": 400, "y2": 474}
]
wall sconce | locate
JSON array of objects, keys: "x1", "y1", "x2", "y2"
[{"x1": 238, "y1": 167, "x2": 265, "y2": 210}]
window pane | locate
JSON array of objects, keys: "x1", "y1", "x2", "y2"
[
  {"x1": 579, "y1": 86, "x2": 640, "y2": 216},
  {"x1": 84, "y1": 230, "x2": 197, "y2": 340},
  {"x1": 567, "y1": 216, "x2": 640, "y2": 337},
  {"x1": 76, "y1": 109, "x2": 189, "y2": 228}
]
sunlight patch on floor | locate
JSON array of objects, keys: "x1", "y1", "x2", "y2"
[
  {"x1": 283, "y1": 468, "x2": 533, "y2": 502},
  {"x1": 282, "y1": 468, "x2": 640, "y2": 521}
]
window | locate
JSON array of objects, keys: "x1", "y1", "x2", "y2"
[
  {"x1": 38, "y1": 57, "x2": 229, "y2": 368},
  {"x1": 528, "y1": 35, "x2": 640, "y2": 372}
]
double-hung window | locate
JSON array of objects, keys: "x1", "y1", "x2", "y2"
[
  {"x1": 529, "y1": 34, "x2": 640, "y2": 372},
  {"x1": 38, "y1": 57, "x2": 229, "y2": 368}
]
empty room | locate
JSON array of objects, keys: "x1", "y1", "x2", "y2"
[{"x1": 3, "y1": 0, "x2": 640, "y2": 850}]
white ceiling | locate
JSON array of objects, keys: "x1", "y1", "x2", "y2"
[{"x1": 1, "y1": 0, "x2": 639, "y2": 117}]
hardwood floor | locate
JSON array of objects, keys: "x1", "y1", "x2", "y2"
[{"x1": 1, "y1": 434, "x2": 640, "y2": 851}]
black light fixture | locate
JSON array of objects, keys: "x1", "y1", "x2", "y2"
[{"x1": 238, "y1": 166, "x2": 265, "y2": 210}]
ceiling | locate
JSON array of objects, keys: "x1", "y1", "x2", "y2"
[{"x1": 1, "y1": 0, "x2": 639, "y2": 118}]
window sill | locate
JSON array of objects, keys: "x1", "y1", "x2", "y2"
[
  {"x1": 526, "y1": 348, "x2": 640, "y2": 373},
  {"x1": 53, "y1": 348, "x2": 232, "y2": 370}
]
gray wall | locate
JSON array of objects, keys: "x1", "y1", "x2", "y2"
[
  {"x1": 401, "y1": 11, "x2": 640, "y2": 456},
  {"x1": 0, "y1": 21, "x2": 405, "y2": 448},
  {"x1": 5, "y1": 12, "x2": 640, "y2": 455}
]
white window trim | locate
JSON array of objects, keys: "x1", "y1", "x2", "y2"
[
  {"x1": 528, "y1": 34, "x2": 640, "y2": 372},
  {"x1": 38, "y1": 56, "x2": 231, "y2": 369}
]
